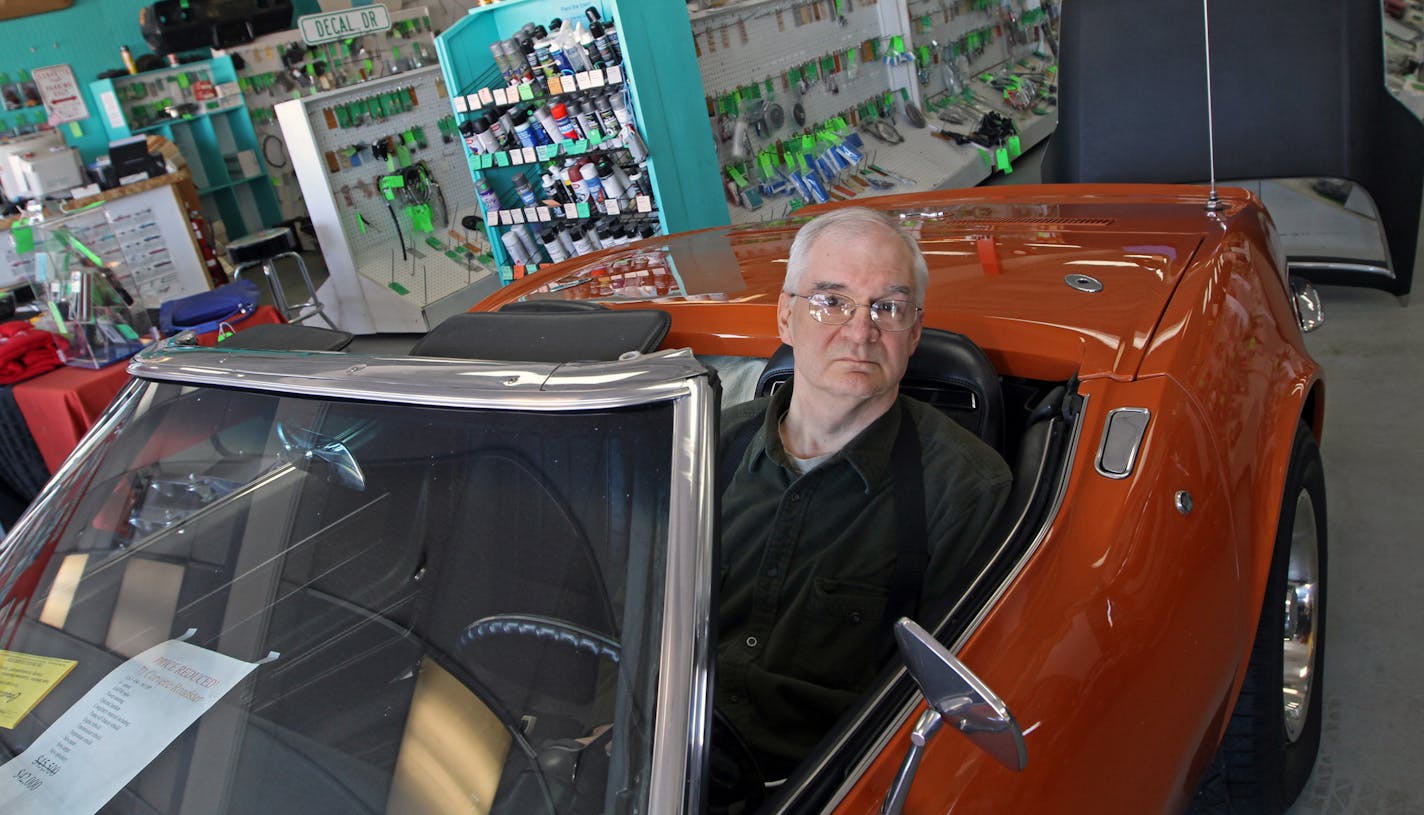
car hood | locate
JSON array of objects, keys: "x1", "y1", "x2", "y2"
[{"x1": 486, "y1": 184, "x2": 1256, "y2": 381}]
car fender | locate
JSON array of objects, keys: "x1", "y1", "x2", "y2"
[{"x1": 829, "y1": 375, "x2": 1242, "y2": 814}]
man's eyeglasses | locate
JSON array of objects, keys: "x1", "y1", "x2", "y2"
[{"x1": 787, "y1": 292, "x2": 922, "y2": 332}]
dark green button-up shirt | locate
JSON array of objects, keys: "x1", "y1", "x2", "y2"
[{"x1": 717, "y1": 384, "x2": 1012, "y2": 776}]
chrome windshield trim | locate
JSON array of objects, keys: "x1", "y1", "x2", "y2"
[
  {"x1": 808, "y1": 394, "x2": 1089, "y2": 814},
  {"x1": 648, "y1": 375, "x2": 719, "y2": 814},
  {"x1": 128, "y1": 344, "x2": 711, "y2": 412}
]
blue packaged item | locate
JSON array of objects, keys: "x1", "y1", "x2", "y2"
[{"x1": 159, "y1": 280, "x2": 261, "y2": 336}]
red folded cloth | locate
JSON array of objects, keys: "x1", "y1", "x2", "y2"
[{"x1": 0, "y1": 321, "x2": 69, "y2": 385}]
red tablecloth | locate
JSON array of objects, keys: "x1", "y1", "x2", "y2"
[
  {"x1": 11, "y1": 360, "x2": 132, "y2": 473},
  {"x1": 10, "y1": 306, "x2": 287, "y2": 472}
]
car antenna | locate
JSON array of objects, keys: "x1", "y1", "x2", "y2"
[{"x1": 1202, "y1": 0, "x2": 1226, "y2": 213}]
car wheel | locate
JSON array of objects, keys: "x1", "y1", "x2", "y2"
[{"x1": 1213, "y1": 422, "x2": 1327, "y2": 814}]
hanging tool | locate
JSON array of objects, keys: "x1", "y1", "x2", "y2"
[{"x1": 379, "y1": 173, "x2": 409, "y2": 260}]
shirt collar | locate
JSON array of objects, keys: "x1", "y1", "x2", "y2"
[{"x1": 756, "y1": 382, "x2": 902, "y2": 491}]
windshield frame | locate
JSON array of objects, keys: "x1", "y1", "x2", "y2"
[{"x1": 0, "y1": 342, "x2": 719, "y2": 815}]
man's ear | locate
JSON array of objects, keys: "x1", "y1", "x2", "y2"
[{"x1": 777, "y1": 291, "x2": 795, "y2": 346}]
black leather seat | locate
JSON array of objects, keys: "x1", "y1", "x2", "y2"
[{"x1": 755, "y1": 328, "x2": 1004, "y2": 450}]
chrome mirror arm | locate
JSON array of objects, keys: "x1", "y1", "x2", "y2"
[{"x1": 881, "y1": 708, "x2": 944, "y2": 815}]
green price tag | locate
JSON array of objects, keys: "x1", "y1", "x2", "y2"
[
  {"x1": 364, "y1": 58, "x2": 375, "y2": 74},
  {"x1": 797, "y1": 153, "x2": 810, "y2": 174},
  {"x1": 389, "y1": 282, "x2": 410, "y2": 295},
  {"x1": 570, "y1": 139, "x2": 589, "y2": 154},
  {"x1": 576, "y1": 202, "x2": 591, "y2": 218},
  {"x1": 759, "y1": 152, "x2": 775, "y2": 178},
  {"x1": 587, "y1": 128, "x2": 603, "y2": 144},
  {"x1": 728, "y1": 165, "x2": 748, "y2": 188},
  {"x1": 980, "y1": 147, "x2": 993, "y2": 168},
  {"x1": 890, "y1": 35, "x2": 905, "y2": 54},
  {"x1": 12, "y1": 226, "x2": 33, "y2": 254},
  {"x1": 996, "y1": 148, "x2": 1012, "y2": 173},
  {"x1": 518, "y1": 83, "x2": 535, "y2": 101},
  {"x1": 1007, "y1": 135, "x2": 1022, "y2": 159},
  {"x1": 495, "y1": 151, "x2": 510, "y2": 167},
  {"x1": 396, "y1": 145, "x2": 412, "y2": 167},
  {"x1": 68, "y1": 121, "x2": 84, "y2": 138}
]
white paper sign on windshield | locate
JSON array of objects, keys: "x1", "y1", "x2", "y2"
[{"x1": 0, "y1": 633, "x2": 274, "y2": 815}]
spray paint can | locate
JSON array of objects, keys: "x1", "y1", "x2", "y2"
[
  {"x1": 512, "y1": 174, "x2": 538, "y2": 207},
  {"x1": 541, "y1": 229, "x2": 570, "y2": 263},
  {"x1": 569, "y1": 226, "x2": 594, "y2": 255},
  {"x1": 580, "y1": 162, "x2": 605, "y2": 203},
  {"x1": 589, "y1": 22, "x2": 619, "y2": 66},
  {"x1": 597, "y1": 159, "x2": 624, "y2": 199},
  {"x1": 533, "y1": 106, "x2": 565, "y2": 143},
  {"x1": 501, "y1": 230, "x2": 530, "y2": 264},
  {"x1": 568, "y1": 165, "x2": 589, "y2": 202},
  {"x1": 509, "y1": 109, "x2": 538, "y2": 149},
  {"x1": 570, "y1": 100, "x2": 601, "y2": 141},
  {"x1": 550, "y1": 103, "x2": 581, "y2": 140},
  {"x1": 594, "y1": 97, "x2": 621, "y2": 140},
  {"x1": 475, "y1": 174, "x2": 502, "y2": 212}
]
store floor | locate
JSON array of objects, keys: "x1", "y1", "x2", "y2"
[{"x1": 991, "y1": 142, "x2": 1424, "y2": 813}]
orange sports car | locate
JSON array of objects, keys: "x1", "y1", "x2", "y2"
[{"x1": 0, "y1": 184, "x2": 1324, "y2": 815}]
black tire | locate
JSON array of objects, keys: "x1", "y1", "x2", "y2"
[{"x1": 1206, "y1": 423, "x2": 1327, "y2": 814}]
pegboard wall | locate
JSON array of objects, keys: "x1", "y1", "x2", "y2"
[
  {"x1": 278, "y1": 64, "x2": 494, "y2": 314},
  {"x1": 904, "y1": 0, "x2": 1056, "y2": 99},
  {"x1": 692, "y1": 0, "x2": 1059, "y2": 223},
  {"x1": 693, "y1": 0, "x2": 912, "y2": 170},
  {"x1": 216, "y1": 6, "x2": 442, "y2": 224}
]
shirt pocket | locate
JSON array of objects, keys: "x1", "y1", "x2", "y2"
[{"x1": 793, "y1": 577, "x2": 891, "y2": 691}]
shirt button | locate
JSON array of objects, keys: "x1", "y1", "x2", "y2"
[
  {"x1": 850, "y1": 612, "x2": 863, "y2": 624},
  {"x1": 789, "y1": 492, "x2": 802, "y2": 503},
  {"x1": 745, "y1": 636, "x2": 759, "y2": 648},
  {"x1": 729, "y1": 694, "x2": 741, "y2": 704}
]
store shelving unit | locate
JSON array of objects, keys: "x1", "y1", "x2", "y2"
[
  {"x1": 90, "y1": 56, "x2": 280, "y2": 243},
  {"x1": 215, "y1": 5, "x2": 444, "y2": 225},
  {"x1": 435, "y1": 0, "x2": 725, "y2": 280},
  {"x1": 276, "y1": 64, "x2": 500, "y2": 334}
]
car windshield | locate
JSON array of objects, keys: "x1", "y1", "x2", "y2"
[{"x1": 0, "y1": 375, "x2": 680, "y2": 815}]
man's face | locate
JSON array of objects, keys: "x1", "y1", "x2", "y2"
[{"x1": 777, "y1": 225, "x2": 922, "y2": 409}]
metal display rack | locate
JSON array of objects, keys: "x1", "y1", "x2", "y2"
[
  {"x1": 277, "y1": 65, "x2": 500, "y2": 335},
  {"x1": 216, "y1": 6, "x2": 444, "y2": 225},
  {"x1": 692, "y1": 0, "x2": 1059, "y2": 224}
]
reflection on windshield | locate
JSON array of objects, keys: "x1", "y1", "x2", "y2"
[{"x1": 0, "y1": 381, "x2": 674, "y2": 815}]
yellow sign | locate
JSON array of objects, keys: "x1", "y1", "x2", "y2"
[{"x1": 0, "y1": 651, "x2": 78, "y2": 729}]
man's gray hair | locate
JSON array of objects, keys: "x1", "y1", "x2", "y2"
[{"x1": 783, "y1": 207, "x2": 929, "y2": 306}]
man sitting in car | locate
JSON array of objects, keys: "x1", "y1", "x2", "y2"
[{"x1": 717, "y1": 207, "x2": 1012, "y2": 779}]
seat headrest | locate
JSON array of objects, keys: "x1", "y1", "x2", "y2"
[
  {"x1": 410, "y1": 309, "x2": 671, "y2": 362},
  {"x1": 755, "y1": 328, "x2": 1004, "y2": 449}
]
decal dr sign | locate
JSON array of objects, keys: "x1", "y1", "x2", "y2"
[{"x1": 299, "y1": 4, "x2": 392, "y2": 46}]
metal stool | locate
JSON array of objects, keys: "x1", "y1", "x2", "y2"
[{"x1": 225, "y1": 227, "x2": 336, "y2": 328}]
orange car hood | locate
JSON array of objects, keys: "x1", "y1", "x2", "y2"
[{"x1": 490, "y1": 185, "x2": 1251, "y2": 380}]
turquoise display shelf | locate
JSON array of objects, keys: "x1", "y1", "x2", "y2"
[
  {"x1": 90, "y1": 55, "x2": 280, "y2": 242},
  {"x1": 436, "y1": 0, "x2": 725, "y2": 274}
]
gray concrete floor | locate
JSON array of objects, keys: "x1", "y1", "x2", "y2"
[{"x1": 990, "y1": 140, "x2": 1424, "y2": 813}]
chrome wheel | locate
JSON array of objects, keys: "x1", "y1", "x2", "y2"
[{"x1": 1282, "y1": 488, "x2": 1319, "y2": 743}]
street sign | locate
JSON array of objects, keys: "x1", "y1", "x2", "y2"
[{"x1": 298, "y1": 5, "x2": 392, "y2": 46}]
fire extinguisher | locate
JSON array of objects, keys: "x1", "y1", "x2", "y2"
[{"x1": 187, "y1": 208, "x2": 227, "y2": 287}]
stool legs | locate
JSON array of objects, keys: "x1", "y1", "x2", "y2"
[{"x1": 233, "y1": 252, "x2": 336, "y2": 329}]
